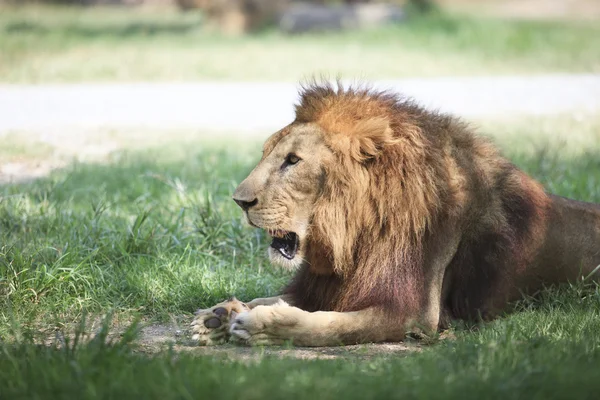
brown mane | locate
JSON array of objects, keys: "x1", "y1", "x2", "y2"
[
  {"x1": 284, "y1": 82, "x2": 553, "y2": 320},
  {"x1": 285, "y1": 83, "x2": 451, "y2": 314}
]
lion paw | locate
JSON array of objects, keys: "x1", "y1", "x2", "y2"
[
  {"x1": 229, "y1": 302, "x2": 301, "y2": 346},
  {"x1": 190, "y1": 297, "x2": 250, "y2": 346}
]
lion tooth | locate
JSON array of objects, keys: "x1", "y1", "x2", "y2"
[{"x1": 268, "y1": 229, "x2": 290, "y2": 238}]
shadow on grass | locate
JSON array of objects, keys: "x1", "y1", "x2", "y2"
[{"x1": 0, "y1": 145, "x2": 292, "y2": 327}]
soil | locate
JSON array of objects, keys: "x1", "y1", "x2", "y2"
[{"x1": 135, "y1": 322, "x2": 423, "y2": 361}]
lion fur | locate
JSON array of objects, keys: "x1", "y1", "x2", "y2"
[{"x1": 278, "y1": 82, "x2": 600, "y2": 326}]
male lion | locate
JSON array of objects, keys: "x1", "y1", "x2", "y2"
[{"x1": 191, "y1": 82, "x2": 600, "y2": 346}]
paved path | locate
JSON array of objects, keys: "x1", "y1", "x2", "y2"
[{"x1": 1, "y1": 75, "x2": 600, "y2": 134}]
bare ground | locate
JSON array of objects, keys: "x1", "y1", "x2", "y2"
[
  {"x1": 136, "y1": 322, "x2": 423, "y2": 361},
  {"x1": 41, "y1": 317, "x2": 423, "y2": 361},
  {"x1": 0, "y1": 129, "x2": 119, "y2": 184}
]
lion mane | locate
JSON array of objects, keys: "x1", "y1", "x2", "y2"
[{"x1": 281, "y1": 82, "x2": 574, "y2": 323}]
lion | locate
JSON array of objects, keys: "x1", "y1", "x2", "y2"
[{"x1": 191, "y1": 82, "x2": 600, "y2": 346}]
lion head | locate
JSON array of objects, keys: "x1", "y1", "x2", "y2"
[
  {"x1": 233, "y1": 83, "x2": 442, "y2": 311},
  {"x1": 232, "y1": 121, "x2": 331, "y2": 268}
]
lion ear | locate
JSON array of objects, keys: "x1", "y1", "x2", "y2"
[{"x1": 345, "y1": 117, "x2": 395, "y2": 162}]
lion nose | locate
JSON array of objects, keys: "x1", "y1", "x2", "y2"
[
  {"x1": 233, "y1": 197, "x2": 258, "y2": 211},
  {"x1": 233, "y1": 180, "x2": 258, "y2": 211}
]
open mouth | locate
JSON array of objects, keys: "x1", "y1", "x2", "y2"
[{"x1": 267, "y1": 229, "x2": 299, "y2": 260}]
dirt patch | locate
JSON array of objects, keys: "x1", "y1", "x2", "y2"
[
  {"x1": 39, "y1": 318, "x2": 424, "y2": 361},
  {"x1": 0, "y1": 128, "x2": 259, "y2": 184},
  {"x1": 135, "y1": 323, "x2": 422, "y2": 361},
  {"x1": 0, "y1": 160, "x2": 63, "y2": 185},
  {"x1": 0, "y1": 129, "x2": 119, "y2": 184}
]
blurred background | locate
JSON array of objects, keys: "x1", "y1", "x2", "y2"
[
  {"x1": 1, "y1": 1, "x2": 599, "y2": 165},
  {"x1": 2, "y1": 0, "x2": 600, "y2": 81}
]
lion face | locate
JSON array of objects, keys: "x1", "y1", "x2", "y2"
[{"x1": 232, "y1": 123, "x2": 332, "y2": 268}]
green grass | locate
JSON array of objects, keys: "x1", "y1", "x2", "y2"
[
  {"x1": 1, "y1": 114, "x2": 600, "y2": 398},
  {"x1": 0, "y1": 142, "x2": 287, "y2": 330},
  {"x1": 3, "y1": 285, "x2": 600, "y2": 399},
  {"x1": 1, "y1": 5, "x2": 600, "y2": 82}
]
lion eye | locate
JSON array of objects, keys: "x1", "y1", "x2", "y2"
[{"x1": 284, "y1": 153, "x2": 301, "y2": 166}]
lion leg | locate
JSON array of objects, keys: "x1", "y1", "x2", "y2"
[
  {"x1": 226, "y1": 228, "x2": 463, "y2": 347},
  {"x1": 247, "y1": 294, "x2": 293, "y2": 308},
  {"x1": 229, "y1": 300, "x2": 405, "y2": 346},
  {"x1": 190, "y1": 295, "x2": 291, "y2": 345},
  {"x1": 417, "y1": 226, "x2": 463, "y2": 331}
]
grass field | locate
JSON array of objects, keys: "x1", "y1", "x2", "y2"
[
  {"x1": 1, "y1": 113, "x2": 600, "y2": 398},
  {"x1": 1, "y1": 5, "x2": 600, "y2": 83}
]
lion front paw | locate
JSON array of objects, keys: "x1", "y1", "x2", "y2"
[
  {"x1": 190, "y1": 297, "x2": 250, "y2": 346},
  {"x1": 229, "y1": 302, "x2": 303, "y2": 346}
]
